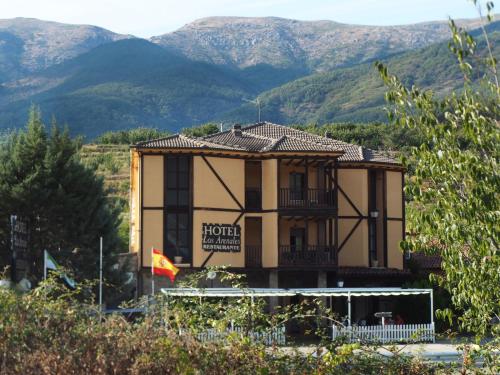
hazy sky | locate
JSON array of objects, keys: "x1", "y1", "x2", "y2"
[{"x1": 2, "y1": 0, "x2": 489, "y2": 37}]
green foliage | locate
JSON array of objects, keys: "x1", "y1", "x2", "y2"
[
  {"x1": 79, "y1": 144, "x2": 130, "y2": 251},
  {"x1": 378, "y1": 7, "x2": 499, "y2": 337},
  {"x1": 0, "y1": 107, "x2": 126, "y2": 301},
  {"x1": 225, "y1": 25, "x2": 499, "y2": 126},
  {"x1": 95, "y1": 127, "x2": 171, "y2": 144},
  {"x1": 0, "y1": 272, "x2": 449, "y2": 375},
  {"x1": 94, "y1": 123, "x2": 220, "y2": 145},
  {"x1": 0, "y1": 39, "x2": 254, "y2": 138},
  {"x1": 293, "y1": 122, "x2": 424, "y2": 151},
  {"x1": 181, "y1": 123, "x2": 220, "y2": 137}
]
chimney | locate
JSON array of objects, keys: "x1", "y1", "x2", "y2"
[
  {"x1": 325, "y1": 131, "x2": 333, "y2": 139},
  {"x1": 232, "y1": 124, "x2": 242, "y2": 137}
]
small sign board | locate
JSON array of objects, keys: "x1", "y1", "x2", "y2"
[
  {"x1": 202, "y1": 223, "x2": 241, "y2": 252},
  {"x1": 374, "y1": 312, "x2": 392, "y2": 318},
  {"x1": 11, "y1": 215, "x2": 29, "y2": 281}
]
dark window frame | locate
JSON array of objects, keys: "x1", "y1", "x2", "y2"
[
  {"x1": 289, "y1": 172, "x2": 305, "y2": 200},
  {"x1": 164, "y1": 155, "x2": 192, "y2": 262}
]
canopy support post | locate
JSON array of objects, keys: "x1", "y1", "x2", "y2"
[
  {"x1": 430, "y1": 289, "x2": 435, "y2": 342},
  {"x1": 347, "y1": 292, "x2": 352, "y2": 327},
  {"x1": 430, "y1": 289, "x2": 434, "y2": 324}
]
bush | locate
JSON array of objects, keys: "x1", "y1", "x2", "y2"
[{"x1": 0, "y1": 271, "x2": 454, "y2": 374}]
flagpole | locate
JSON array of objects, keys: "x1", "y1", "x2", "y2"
[
  {"x1": 99, "y1": 237, "x2": 103, "y2": 310},
  {"x1": 43, "y1": 249, "x2": 47, "y2": 281},
  {"x1": 151, "y1": 247, "x2": 154, "y2": 296}
]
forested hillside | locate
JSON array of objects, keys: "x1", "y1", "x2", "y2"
[
  {"x1": 224, "y1": 26, "x2": 500, "y2": 124},
  {"x1": 0, "y1": 39, "x2": 255, "y2": 138}
]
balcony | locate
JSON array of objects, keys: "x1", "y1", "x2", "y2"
[
  {"x1": 245, "y1": 188, "x2": 262, "y2": 210},
  {"x1": 245, "y1": 245, "x2": 262, "y2": 267},
  {"x1": 278, "y1": 245, "x2": 337, "y2": 267},
  {"x1": 279, "y1": 188, "x2": 335, "y2": 209}
]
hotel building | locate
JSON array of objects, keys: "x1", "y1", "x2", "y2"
[{"x1": 129, "y1": 122, "x2": 408, "y2": 294}]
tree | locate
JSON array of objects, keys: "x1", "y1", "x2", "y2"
[
  {"x1": 181, "y1": 123, "x2": 220, "y2": 137},
  {"x1": 95, "y1": 127, "x2": 170, "y2": 144},
  {"x1": 0, "y1": 107, "x2": 125, "y2": 298},
  {"x1": 377, "y1": 2, "x2": 499, "y2": 336}
]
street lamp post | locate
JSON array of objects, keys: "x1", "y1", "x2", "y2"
[{"x1": 369, "y1": 209, "x2": 379, "y2": 267}]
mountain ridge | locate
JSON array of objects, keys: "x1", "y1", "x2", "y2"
[
  {"x1": 0, "y1": 17, "x2": 131, "y2": 81},
  {"x1": 0, "y1": 15, "x2": 497, "y2": 137},
  {"x1": 151, "y1": 16, "x2": 487, "y2": 72}
]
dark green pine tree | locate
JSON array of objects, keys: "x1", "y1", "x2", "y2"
[{"x1": 0, "y1": 107, "x2": 127, "y2": 301}]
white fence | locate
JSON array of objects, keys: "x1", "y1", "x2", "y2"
[
  {"x1": 332, "y1": 323, "x2": 435, "y2": 343},
  {"x1": 182, "y1": 326, "x2": 286, "y2": 346}
]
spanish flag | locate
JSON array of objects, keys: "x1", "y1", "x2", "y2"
[{"x1": 152, "y1": 249, "x2": 179, "y2": 283}]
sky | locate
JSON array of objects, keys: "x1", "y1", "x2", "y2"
[{"x1": 1, "y1": 0, "x2": 489, "y2": 37}]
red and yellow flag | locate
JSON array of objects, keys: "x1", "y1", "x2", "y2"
[{"x1": 152, "y1": 249, "x2": 179, "y2": 283}]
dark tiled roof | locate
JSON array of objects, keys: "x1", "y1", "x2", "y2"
[
  {"x1": 134, "y1": 122, "x2": 401, "y2": 164},
  {"x1": 202, "y1": 131, "x2": 272, "y2": 151},
  {"x1": 135, "y1": 134, "x2": 236, "y2": 150}
]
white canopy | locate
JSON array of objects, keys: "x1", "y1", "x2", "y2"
[
  {"x1": 161, "y1": 287, "x2": 432, "y2": 298},
  {"x1": 292, "y1": 288, "x2": 432, "y2": 297},
  {"x1": 160, "y1": 287, "x2": 435, "y2": 328},
  {"x1": 161, "y1": 287, "x2": 296, "y2": 297}
]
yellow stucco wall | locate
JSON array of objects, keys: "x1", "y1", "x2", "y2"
[
  {"x1": 262, "y1": 212, "x2": 278, "y2": 267},
  {"x1": 386, "y1": 171, "x2": 404, "y2": 269},
  {"x1": 262, "y1": 159, "x2": 277, "y2": 210},
  {"x1": 133, "y1": 149, "x2": 404, "y2": 271},
  {"x1": 143, "y1": 155, "x2": 164, "y2": 207},
  {"x1": 386, "y1": 171, "x2": 403, "y2": 218},
  {"x1": 193, "y1": 156, "x2": 244, "y2": 209},
  {"x1": 337, "y1": 169, "x2": 369, "y2": 266},
  {"x1": 387, "y1": 221, "x2": 403, "y2": 269},
  {"x1": 337, "y1": 169, "x2": 368, "y2": 217},
  {"x1": 129, "y1": 151, "x2": 141, "y2": 257},
  {"x1": 338, "y1": 219, "x2": 369, "y2": 267},
  {"x1": 191, "y1": 156, "x2": 246, "y2": 267},
  {"x1": 142, "y1": 210, "x2": 163, "y2": 266}
]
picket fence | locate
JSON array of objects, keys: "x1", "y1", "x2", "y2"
[
  {"x1": 332, "y1": 323, "x2": 435, "y2": 343},
  {"x1": 181, "y1": 326, "x2": 286, "y2": 345}
]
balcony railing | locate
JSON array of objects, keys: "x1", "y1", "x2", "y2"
[
  {"x1": 245, "y1": 188, "x2": 262, "y2": 210},
  {"x1": 278, "y1": 245, "x2": 337, "y2": 267},
  {"x1": 245, "y1": 245, "x2": 262, "y2": 267},
  {"x1": 279, "y1": 188, "x2": 335, "y2": 209}
]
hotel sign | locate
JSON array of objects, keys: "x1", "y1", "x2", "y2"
[{"x1": 202, "y1": 223, "x2": 241, "y2": 252}]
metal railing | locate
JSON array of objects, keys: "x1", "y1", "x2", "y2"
[
  {"x1": 245, "y1": 245, "x2": 262, "y2": 267},
  {"x1": 279, "y1": 188, "x2": 335, "y2": 209},
  {"x1": 278, "y1": 245, "x2": 337, "y2": 266}
]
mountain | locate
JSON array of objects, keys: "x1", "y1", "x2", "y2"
[
  {"x1": 0, "y1": 16, "x2": 496, "y2": 137},
  {"x1": 0, "y1": 18, "x2": 130, "y2": 81},
  {"x1": 0, "y1": 39, "x2": 254, "y2": 138},
  {"x1": 222, "y1": 24, "x2": 500, "y2": 125},
  {"x1": 152, "y1": 16, "x2": 485, "y2": 73}
]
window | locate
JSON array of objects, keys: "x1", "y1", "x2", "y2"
[
  {"x1": 165, "y1": 156, "x2": 190, "y2": 207},
  {"x1": 290, "y1": 228, "x2": 306, "y2": 252},
  {"x1": 289, "y1": 172, "x2": 305, "y2": 200},
  {"x1": 165, "y1": 212, "x2": 190, "y2": 261},
  {"x1": 164, "y1": 155, "x2": 191, "y2": 262}
]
